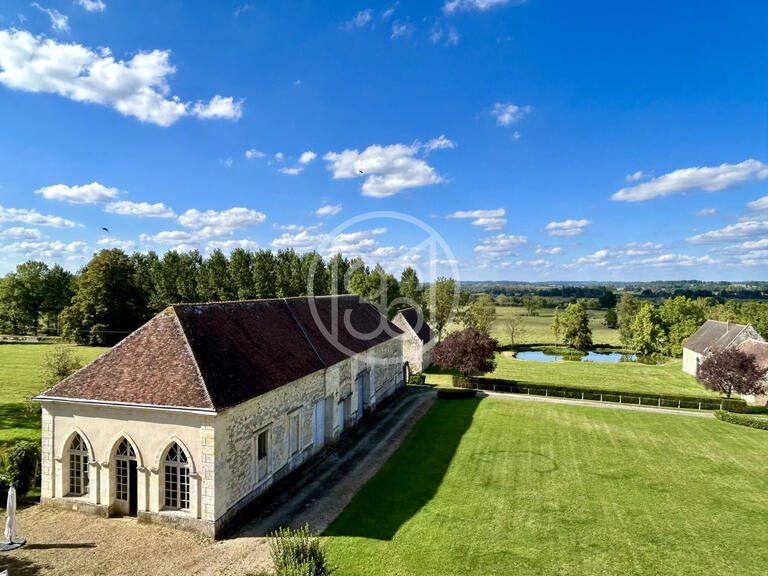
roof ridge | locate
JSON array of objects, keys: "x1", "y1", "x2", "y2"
[
  {"x1": 170, "y1": 294, "x2": 359, "y2": 308},
  {"x1": 172, "y1": 310, "x2": 216, "y2": 411},
  {"x1": 283, "y1": 298, "x2": 327, "y2": 370}
]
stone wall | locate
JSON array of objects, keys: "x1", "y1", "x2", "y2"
[
  {"x1": 212, "y1": 335, "x2": 404, "y2": 535},
  {"x1": 39, "y1": 401, "x2": 215, "y2": 534}
]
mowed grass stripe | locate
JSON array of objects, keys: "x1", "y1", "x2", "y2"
[{"x1": 325, "y1": 398, "x2": 768, "y2": 576}]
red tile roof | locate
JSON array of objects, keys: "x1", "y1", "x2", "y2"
[{"x1": 40, "y1": 295, "x2": 403, "y2": 411}]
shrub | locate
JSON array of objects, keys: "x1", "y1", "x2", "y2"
[
  {"x1": 714, "y1": 410, "x2": 768, "y2": 431},
  {"x1": 40, "y1": 345, "x2": 84, "y2": 389},
  {"x1": 437, "y1": 388, "x2": 476, "y2": 400},
  {"x1": 269, "y1": 524, "x2": 336, "y2": 576},
  {"x1": 3, "y1": 440, "x2": 41, "y2": 495},
  {"x1": 0, "y1": 471, "x2": 10, "y2": 505},
  {"x1": 408, "y1": 373, "x2": 426, "y2": 386}
]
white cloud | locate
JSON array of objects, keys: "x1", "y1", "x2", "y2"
[
  {"x1": 545, "y1": 219, "x2": 591, "y2": 236},
  {"x1": 536, "y1": 246, "x2": 562, "y2": 255},
  {"x1": 191, "y1": 95, "x2": 243, "y2": 120},
  {"x1": 424, "y1": 134, "x2": 457, "y2": 152},
  {"x1": 0, "y1": 205, "x2": 77, "y2": 228},
  {"x1": 696, "y1": 207, "x2": 718, "y2": 216},
  {"x1": 324, "y1": 139, "x2": 449, "y2": 198},
  {"x1": 577, "y1": 249, "x2": 609, "y2": 264},
  {"x1": 316, "y1": 204, "x2": 342, "y2": 217},
  {"x1": 0, "y1": 29, "x2": 242, "y2": 126},
  {"x1": 515, "y1": 259, "x2": 551, "y2": 268},
  {"x1": 633, "y1": 253, "x2": 718, "y2": 267},
  {"x1": 31, "y1": 3, "x2": 69, "y2": 32},
  {"x1": 269, "y1": 227, "x2": 387, "y2": 256},
  {"x1": 274, "y1": 152, "x2": 284, "y2": 161},
  {"x1": 444, "y1": 0, "x2": 525, "y2": 14},
  {"x1": 474, "y1": 233, "x2": 527, "y2": 259},
  {"x1": 343, "y1": 9, "x2": 373, "y2": 30},
  {"x1": 623, "y1": 241, "x2": 663, "y2": 256},
  {"x1": 270, "y1": 230, "x2": 325, "y2": 252},
  {"x1": 245, "y1": 148, "x2": 265, "y2": 159},
  {"x1": 278, "y1": 166, "x2": 303, "y2": 175},
  {"x1": 206, "y1": 239, "x2": 259, "y2": 252},
  {"x1": 625, "y1": 170, "x2": 647, "y2": 182},
  {"x1": 77, "y1": 0, "x2": 106, "y2": 12},
  {"x1": 391, "y1": 20, "x2": 411, "y2": 39},
  {"x1": 491, "y1": 102, "x2": 530, "y2": 126},
  {"x1": 447, "y1": 208, "x2": 506, "y2": 231},
  {"x1": 34, "y1": 182, "x2": 120, "y2": 204},
  {"x1": 178, "y1": 207, "x2": 266, "y2": 233},
  {"x1": 612, "y1": 159, "x2": 768, "y2": 202},
  {"x1": 0, "y1": 227, "x2": 41, "y2": 240},
  {"x1": 746, "y1": 195, "x2": 768, "y2": 213},
  {"x1": 105, "y1": 200, "x2": 176, "y2": 218},
  {"x1": 0, "y1": 239, "x2": 87, "y2": 259},
  {"x1": 687, "y1": 221, "x2": 768, "y2": 244},
  {"x1": 275, "y1": 223, "x2": 324, "y2": 232},
  {"x1": 299, "y1": 151, "x2": 317, "y2": 164},
  {"x1": 97, "y1": 237, "x2": 136, "y2": 250}
]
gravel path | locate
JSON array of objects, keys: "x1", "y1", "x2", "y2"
[
  {"x1": 479, "y1": 390, "x2": 716, "y2": 418},
  {"x1": 2, "y1": 389, "x2": 435, "y2": 576}
]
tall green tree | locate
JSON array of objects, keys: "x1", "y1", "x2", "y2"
[
  {"x1": 229, "y1": 248, "x2": 256, "y2": 299},
  {"x1": 197, "y1": 249, "x2": 235, "y2": 302},
  {"x1": 301, "y1": 251, "x2": 329, "y2": 296},
  {"x1": 616, "y1": 293, "x2": 641, "y2": 345},
  {"x1": 251, "y1": 249, "x2": 276, "y2": 298},
  {"x1": 425, "y1": 277, "x2": 457, "y2": 340},
  {"x1": 561, "y1": 302, "x2": 593, "y2": 350},
  {"x1": 660, "y1": 296, "x2": 707, "y2": 356},
  {"x1": 551, "y1": 306, "x2": 561, "y2": 346},
  {"x1": 461, "y1": 295, "x2": 496, "y2": 334},
  {"x1": 61, "y1": 249, "x2": 145, "y2": 345},
  {"x1": 327, "y1": 253, "x2": 349, "y2": 295},
  {"x1": 41, "y1": 264, "x2": 75, "y2": 334},
  {"x1": 274, "y1": 249, "x2": 303, "y2": 297},
  {"x1": 400, "y1": 267, "x2": 421, "y2": 307},
  {"x1": 15, "y1": 260, "x2": 49, "y2": 335},
  {"x1": 630, "y1": 302, "x2": 665, "y2": 356}
]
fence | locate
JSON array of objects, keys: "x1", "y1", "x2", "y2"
[{"x1": 462, "y1": 377, "x2": 745, "y2": 412}]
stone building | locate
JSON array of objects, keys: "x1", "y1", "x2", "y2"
[
  {"x1": 734, "y1": 338, "x2": 768, "y2": 406},
  {"x1": 682, "y1": 319, "x2": 764, "y2": 376},
  {"x1": 392, "y1": 307, "x2": 435, "y2": 375},
  {"x1": 35, "y1": 296, "x2": 405, "y2": 537}
]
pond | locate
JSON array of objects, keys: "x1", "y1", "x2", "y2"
[{"x1": 515, "y1": 350, "x2": 658, "y2": 364}]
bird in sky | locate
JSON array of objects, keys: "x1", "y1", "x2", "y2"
[{"x1": 101, "y1": 227, "x2": 110, "y2": 234}]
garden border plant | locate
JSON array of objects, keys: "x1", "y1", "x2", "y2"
[{"x1": 714, "y1": 410, "x2": 768, "y2": 430}]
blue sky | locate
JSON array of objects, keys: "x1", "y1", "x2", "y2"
[{"x1": 1, "y1": 0, "x2": 767, "y2": 281}]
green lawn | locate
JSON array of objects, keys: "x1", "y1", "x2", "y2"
[
  {"x1": 491, "y1": 305, "x2": 621, "y2": 348},
  {"x1": 0, "y1": 343, "x2": 107, "y2": 447},
  {"x1": 425, "y1": 354, "x2": 721, "y2": 398},
  {"x1": 325, "y1": 397, "x2": 768, "y2": 576}
]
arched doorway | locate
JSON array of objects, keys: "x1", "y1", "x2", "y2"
[{"x1": 114, "y1": 438, "x2": 137, "y2": 516}]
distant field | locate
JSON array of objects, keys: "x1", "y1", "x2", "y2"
[
  {"x1": 0, "y1": 343, "x2": 108, "y2": 447},
  {"x1": 491, "y1": 305, "x2": 621, "y2": 347},
  {"x1": 325, "y1": 397, "x2": 768, "y2": 575},
  {"x1": 425, "y1": 355, "x2": 721, "y2": 398}
]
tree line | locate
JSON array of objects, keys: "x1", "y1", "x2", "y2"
[{"x1": 0, "y1": 248, "x2": 460, "y2": 346}]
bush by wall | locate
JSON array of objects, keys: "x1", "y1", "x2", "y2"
[
  {"x1": 457, "y1": 376, "x2": 747, "y2": 412},
  {"x1": 2, "y1": 440, "x2": 41, "y2": 495},
  {"x1": 408, "y1": 373, "x2": 426, "y2": 386},
  {"x1": 437, "y1": 388, "x2": 477, "y2": 400},
  {"x1": 268, "y1": 524, "x2": 336, "y2": 576},
  {"x1": 714, "y1": 410, "x2": 768, "y2": 431}
]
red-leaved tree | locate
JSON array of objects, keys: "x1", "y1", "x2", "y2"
[
  {"x1": 697, "y1": 348, "x2": 768, "y2": 398},
  {"x1": 432, "y1": 328, "x2": 498, "y2": 377}
]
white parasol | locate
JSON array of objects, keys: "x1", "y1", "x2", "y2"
[
  {"x1": 4, "y1": 486, "x2": 16, "y2": 544},
  {"x1": 1, "y1": 485, "x2": 24, "y2": 551}
]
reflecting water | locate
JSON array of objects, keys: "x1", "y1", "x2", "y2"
[{"x1": 515, "y1": 350, "x2": 658, "y2": 364}]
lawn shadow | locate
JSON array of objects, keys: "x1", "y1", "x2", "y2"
[{"x1": 324, "y1": 397, "x2": 480, "y2": 541}]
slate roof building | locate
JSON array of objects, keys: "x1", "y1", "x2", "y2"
[
  {"x1": 35, "y1": 296, "x2": 405, "y2": 537},
  {"x1": 392, "y1": 307, "x2": 436, "y2": 375},
  {"x1": 682, "y1": 320, "x2": 764, "y2": 377}
]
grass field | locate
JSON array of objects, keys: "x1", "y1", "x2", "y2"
[
  {"x1": 325, "y1": 397, "x2": 768, "y2": 576},
  {"x1": 425, "y1": 355, "x2": 721, "y2": 398},
  {"x1": 491, "y1": 305, "x2": 621, "y2": 348},
  {"x1": 0, "y1": 343, "x2": 108, "y2": 447}
]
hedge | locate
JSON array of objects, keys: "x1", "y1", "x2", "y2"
[
  {"x1": 408, "y1": 373, "x2": 426, "y2": 386},
  {"x1": 437, "y1": 388, "x2": 477, "y2": 400},
  {"x1": 714, "y1": 410, "x2": 768, "y2": 431},
  {"x1": 456, "y1": 376, "x2": 747, "y2": 412}
]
